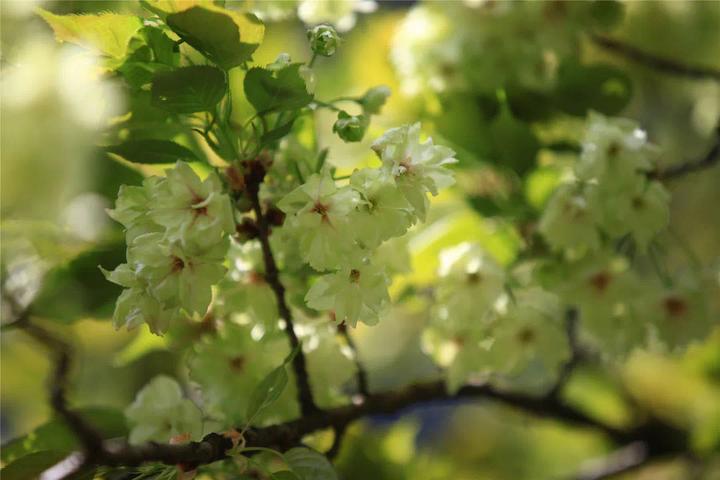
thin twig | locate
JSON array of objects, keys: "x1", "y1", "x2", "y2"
[
  {"x1": 247, "y1": 175, "x2": 319, "y2": 416},
  {"x1": 337, "y1": 323, "x2": 370, "y2": 398},
  {"x1": 326, "y1": 424, "x2": 347, "y2": 460},
  {"x1": 4, "y1": 293, "x2": 107, "y2": 479},
  {"x1": 549, "y1": 308, "x2": 582, "y2": 399},
  {"x1": 591, "y1": 34, "x2": 720, "y2": 81},
  {"x1": 653, "y1": 125, "x2": 720, "y2": 180}
]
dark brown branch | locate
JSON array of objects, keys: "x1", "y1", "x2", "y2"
[
  {"x1": 36, "y1": 358, "x2": 688, "y2": 477},
  {"x1": 326, "y1": 424, "x2": 348, "y2": 460},
  {"x1": 591, "y1": 34, "x2": 720, "y2": 81},
  {"x1": 43, "y1": 379, "x2": 630, "y2": 473},
  {"x1": 247, "y1": 169, "x2": 319, "y2": 416},
  {"x1": 548, "y1": 308, "x2": 582, "y2": 399},
  {"x1": 653, "y1": 125, "x2": 720, "y2": 180},
  {"x1": 337, "y1": 323, "x2": 370, "y2": 398}
]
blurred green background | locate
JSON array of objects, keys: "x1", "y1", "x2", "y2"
[{"x1": 2, "y1": 1, "x2": 720, "y2": 479}]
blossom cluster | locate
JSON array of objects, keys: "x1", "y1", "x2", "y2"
[
  {"x1": 539, "y1": 113, "x2": 670, "y2": 255},
  {"x1": 102, "y1": 162, "x2": 235, "y2": 334},
  {"x1": 279, "y1": 123, "x2": 457, "y2": 327},
  {"x1": 391, "y1": 2, "x2": 583, "y2": 96},
  {"x1": 423, "y1": 243, "x2": 570, "y2": 392}
]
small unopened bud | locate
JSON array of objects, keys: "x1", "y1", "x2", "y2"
[
  {"x1": 225, "y1": 166, "x2": 245, "y2": 192},
  {"x1": 361, "y1": 85, "x2": 391, "y2": 115},
  {"x1": 236, "y1": 217, "x2": 259, "y2": 241},
  {"x1": 307, "y1": 24, "x2": 340, "y2": 57},
  {"x1": 265, "y1": 205, "x2": 286, "y2": 227},
  {"x1": 243, "y1": 155, "x2": 270, "y2": 194},
  {"x1": 333, "y1": 111, "x2": 368, "y2": 143}
]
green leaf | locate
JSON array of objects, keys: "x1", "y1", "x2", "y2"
[
  {"x1": 0, "y1": 450, "x2": 69, "y2": 480},
  {"x1": 166, "y1": 6, "x2": 264, "y2": 69},
  {"x1": 151, "y1": 65, "x2": 227, "y2": 113},
  {"x1": 284, "y1": 447, "x2": 338, "y2": 480},
  {"x1": 142, "y1": 26, "x2": 179, "y2": 66},
  {"x1": 489, "y1": 106, "x2": 540, "y2": 176},
  {"x1": 272, "y1": 472, "x2": 302, "y2": 480},
  {"x1": 261, "y1": 115, "x2": 299, "y2": 146},
  {"x1": 244, "y1": 344, "x2": 300, "y2": 423},
  {"x1": 32, "y1": 240, "x2": 127, "y2": 323},
  {"x1": 36, "y1": 8, "x2": 142, "y2": 60},
  {"x1": 554, "y1": 61, "x2": 633, "y2": 116},
  {"x1": 245, "y1": 365, "x2": 288, "y2": 423},
  {"x1": 586, "y1": 0, "x2": 625, "y2": 31},
  {"x1": 1, "y1": 407, "x2": 127, "y2": 464},
  {"x1": 244, "y1": 65, "x2": 314, "y2": 114},
  {"x1": 106, "y1": 139, "x2": 198, "y2": 164}
]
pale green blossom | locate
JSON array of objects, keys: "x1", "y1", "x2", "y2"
[
  {"x1": 125, "y1": 376, "x2": 203, "y2": 444},
  {"x1": 150, "y1": 162, "x2": 235, "y2": 249},
  {"x1": 278, "y1": 171, "x2": 361, "y2": 270},
  {"x1": 349, "y1": 168, "x2": 413, "y2": 249},
  {"x1": 371, "y1": 123, "x2": 456, "y2": 221},
  {"x1": 305, "y1": 261, "x2": 389, "y2": 327}
]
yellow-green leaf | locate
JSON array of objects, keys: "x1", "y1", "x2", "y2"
[{"x1": 36, "y1": 8, "x2": 142, "y2": 60}]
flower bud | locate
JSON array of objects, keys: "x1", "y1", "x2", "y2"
[
  {"x1": 265, "y1": 205, "x2": 286, "y2": 227},
  {"x1": 333, "y1": 111, "x2": 368, "y2": 143},
  {"x1": 361, "y1": 85, "x2": 391, "y2": 115},
  {"x1": 235, "y1": 217, "x2": 259, "y2": 241},
  {"x1": 307, "y1": 24, "x2": 340, "y2": 57}
]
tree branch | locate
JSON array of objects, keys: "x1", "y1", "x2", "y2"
[
  {"x1": 326, "y1": 424, "x2": 348, "y2": 460},
  {"x1": 246, "y1": 162, "x2": 319, "y2": 416},
  {"x1": 44, "y1": 380, "x2": 653, "y2": 474},
  {"x1": 337, "y1": 323, "x2": 370, "y2": 398},
  {"x1": 653, "y1": 125, "x2": 720, "y2": 180},
  {"x1": 591, "y1": 34, "x2": 720, "y2": 81}
]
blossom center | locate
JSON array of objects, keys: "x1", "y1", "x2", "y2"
[
  {"x1": 589, "y1": 271, "x2": 612, "y2": 293},
  {"x1": 171, "y1": 256, "x2": 185, "y2": 273},
  {"x1": 663, "y1": 296, "x2": 687, "y2": 318},
  {"x1": 349, "y1": 269, "x2": 361, "y2": 283},
  {"x1": 312, "y1": 202, "x2": 331, "y2": 223}
]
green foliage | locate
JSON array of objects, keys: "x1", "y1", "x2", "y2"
[
  {"x1": 166, "y1": 6, "x2": 264, "y2": 69},
  {"x1": 555, "y1": 61, "x2": 633, "y2": 116},
  {"x1": 36, "y1": 8, "x2": 142, "y2": 61},
  {"x1": 244, "y1": 65, "x2": 314, "y2": 114},
  {"x1": 1, "y1": 407, "x2": 127, "y2": 463},
  {"x1": 151, "y1": 65, "x2": 227, "y2": 113},
  {"x1": 106, "y1": 139, "x2": 198, "y2": 164},
  {"x1": 284, "y1": 447, "x2": 339, "y2": 480},
  {"x1": 32, "y1": 240, "x2": 127, "y2": 322},
  {"x1": 245, "y1": 345, "x2": 299, "y2": 424},
  {"x1": 489, "y1": 105, "x2": 540, "y2": 176},
  {"x1": 0, "y1": 450, "x2": 70, "y2": 480}
]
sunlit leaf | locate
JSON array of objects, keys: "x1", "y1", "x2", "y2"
[{"x1": 36, "y1": 9, "x2": 142, "y2": 60}]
